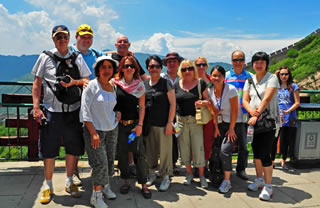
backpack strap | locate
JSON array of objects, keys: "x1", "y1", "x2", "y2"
[{"x1": 91, "y1": 48, "x2": 99, "y2": 57}]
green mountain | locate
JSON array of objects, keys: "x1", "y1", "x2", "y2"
[{"x1": 269, "y1": 33, "x2": 320, "y2": 82}]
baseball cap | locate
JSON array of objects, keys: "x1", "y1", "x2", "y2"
[
  {"x1": 76, "y1": 24, "x2": 94, "y2": 36},
  {"x1": 52, "y1": 25, "x2": 69, "y2": 38}
]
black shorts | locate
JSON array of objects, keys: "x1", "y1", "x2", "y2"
[{"x1": 39, "y1": 108, "x2": 84, "y2": 158}]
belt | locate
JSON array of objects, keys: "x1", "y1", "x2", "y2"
[{"x1": 119, "y1": 120, "x2": 135, "y2": 126}]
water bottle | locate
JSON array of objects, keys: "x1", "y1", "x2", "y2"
[
  {"x1": 247, "y1": 125, "x2": 254, "y2": 144},
  {"x1": 128, "y1": 132, "x2": 136, "y2": 144},
  {"x1": 174, "y1": 123, "x2": 180, "y2": 133}
]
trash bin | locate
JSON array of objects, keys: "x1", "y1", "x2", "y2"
[{"x1": 292, "y1": 103, "x2": 320, "y2": 168}]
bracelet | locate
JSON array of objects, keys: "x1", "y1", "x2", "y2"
[
  {"x1": 138, "y1": 124, "x2": 143, "y2": 127},
  {"x1": 168, "y1": 121, "x2": 174, "y2": 124}
]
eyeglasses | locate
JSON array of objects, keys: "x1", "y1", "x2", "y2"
[
  {"x1": 80, "y1": 35, "x2": 93, "y2": 40},
  {"x1": 123, "y1": 64, "x2": 135, "y2": 69},
  {"x1": 195, "y1": 63, "x2": 207, "y2": 67},
  {"x1": 181, "y1": 66, "x2": 195, "y2": 72},
  {"x1": 56, "y1": 35, "x2": 69, "y2": 40},
  {"x1": 148, "y1": 64, "x2": 161, "y2": 69},
  {"x1": 280, "y1": 73, "x2": 289, "y2": 76},
  {"x1": 232, "y1": 58, "x2": 245, "y2": 62}
]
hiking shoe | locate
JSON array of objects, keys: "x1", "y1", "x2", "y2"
[
  {"x1": 73, "y1": 169, "x2": 83, "y2": 186},
  {"x1": 218, "y1": 180, "x2": 232, "y2": 194},
  {"x1": 200, "y1": 176, "x2": 208, "y2": 188},
  {"x1": 259, "y1": 185, "x2": 273, "y2": 201},
  {"x1": 183, "y1": 174, "x2": 193, "y2": 185},
  {"x1": 40, "y1": 189, "x2": 53, "y2": 204},
  {"x1": 91, "y1": 191, "x2": 108, "y2": 208},
  {"x1": 102, "y1": 185, "x2": 116, "y2": 200},
  {"x1": 159, "y1": 175, "x2": 170, "y2": 191},
  {"x1": 248, "y1": 178, "x2": 265, "y2": 191},
  {"x1": 146, "y1": 173, "x2": 157, "y2": 187},
  {"x1": 65, "y1": 184, "x2": 81, "y2": 198}
]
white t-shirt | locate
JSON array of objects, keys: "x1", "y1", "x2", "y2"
[
  {"x1": 31, "y1": 47, "x2": 91, "y2": 112},
  {"x1": 243, "y1": 72, "x2": 281, "y2": 123},
  {"x1": 208, "y1": 83, "x2": 239, "y2": 123},
  {"x1": 80, "y1": 79, "x2": 118, "y2": 131}
]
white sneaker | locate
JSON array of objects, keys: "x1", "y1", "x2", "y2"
[
  {"x1": 218, "y1": 180, "x2": 231, "y2": 193},
  {"x1": 91, "y1": 191, "x2": 108, "y2": 208},
  {"x1": 102, "y1": 185, "x2": 116, "y2": 200},
  {"x1": 248, "y1": 178, "x2": 265, "y2": 191},
  {"x1": 146, "y1": 173, "x2": 157, "y2": 187},
  {"x1": 200, "y1": 176, "x2": 208, "y2": 188},
  {"x1": 259, "y1": 185, "x2": 273, "y2": 201},
  {"x1": 183, "y1": 174, "x2": 193, "y2": 185},
  {"x1": 73, "y1": 169, "x2": 82, "y2": 186},
  {"x1": 159, "y1": 175, "x2": 170, "y2": 191}
]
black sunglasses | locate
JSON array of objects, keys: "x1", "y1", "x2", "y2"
[
  {"x1": 56, "y1": 35, "x2": 69, "y2": 40},
  {"x1": 123, "y1": 64, "x2": 135, "y2": 69},
  {"x1": 232, "y1": 58, "x2": 245, "y2": 62},
  {"x1": 148, "y1": 64, "x2": 161, "y2": 69},
  {"x1": 195, "y1": 63, "x2": 207, "y2": 67},
  {"x1": 280, "y1": 73, "x2": 289, "y2": 76},
  {"x1": 181, "y1": 66, "x2": 195, "y2": 72}
]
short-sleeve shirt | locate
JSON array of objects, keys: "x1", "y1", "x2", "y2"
[
  {"x1": 111, "y1": 53, "x2": 145, "y2": 76},
  {"x1": 80, "y1": 79, "x2": 118, "y2": 131},
  {"x1": 225, "y1": 68, "x2": 252, "y2": 122},
  {"x1": 278, "y1": 83, "x2": 299, "y2": 126},
  {"x1": 243, "y1": 72, "x2": 280, "y2": 121},
  {"x1": 71, "y1": 46, "x2": 104, "y2": 80},
  {"x1": 114, "y1": 85, "x2": 139, "y2": 120},
  {"x1": 208, "y1": 83, "x2": 239, "y2": 123},
  {"x1": 175, "y1": 79, "x2": 207, "y2": 116},
  {"x1": 144, "y1": 77, "x2": 173, "y2": 127},
  {"x1": 31, "y1": 47, "x2": 91, "y2": 112}
]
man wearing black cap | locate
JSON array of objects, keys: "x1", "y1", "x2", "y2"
[
  {"x1": 32, "y1": 25, "x2": 91, "y2": 204},
  {"x1": 161, "y1": 52, "x2": 183, "y2": 174}
]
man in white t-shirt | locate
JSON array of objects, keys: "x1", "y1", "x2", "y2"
[{"x1": 32, "y1": 25, "x2": 91, "y2": 205}]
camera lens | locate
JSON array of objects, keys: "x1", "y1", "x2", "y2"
[{"x1": 63, "y1": 76, "x2": 71, "y2": 83}]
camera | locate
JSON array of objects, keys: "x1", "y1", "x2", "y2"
[
  {"x1": 56, "y1": 75, "x2": 71, "y2": 83},
  {"x1": 41, "y1": 117, "x2": 48, "y2": 127}
]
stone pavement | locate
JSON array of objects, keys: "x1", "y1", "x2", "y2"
[{"x1": 0, "y1": 160, "x2": 319, "y2": 208}]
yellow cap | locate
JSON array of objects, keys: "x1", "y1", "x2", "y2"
[{"x1": 76, "y1": 24, "x2": 94, "y2": 36}]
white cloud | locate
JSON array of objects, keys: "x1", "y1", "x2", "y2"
[{"x1": 131, "y1": 32, "x2": 300, "y2": 63}]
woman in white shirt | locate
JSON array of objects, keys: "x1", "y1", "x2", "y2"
[
  {"x1": 80, "y1": 55, "x2": 120, "y2": 208},
  {"x1": 243, "y1": 51, "x2": 280, "y2": 201},
  {"x1": 208, "y1": 65, "x2": 238, "y2": 194}
]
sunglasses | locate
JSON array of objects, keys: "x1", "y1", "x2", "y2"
[
  {"x1": 181, "y1": 66, "x2": 195, "y2": 72},
  {"x1": 56, "y1": 35, "x2": 69, "y2": 40},
  {"x1": 148, "y1": 64, "x2": 161, "y2": 69},
  {"x1": 123, "y1": 64, "x2": 135, "y2": 69},
  {"x1": 232, "y1": 58, "x2": 245, "y2": 62},
  {"x1": 195, "y1": 63, "x2": 207, "y2": 67},
  {"x1": 280, "y1": 73, "x2": 289, "y2": 76}
]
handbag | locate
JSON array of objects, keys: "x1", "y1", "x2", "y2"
[
  {"x1": 248, "y1": 77, "x2": 275, "y2": 134},
  {"x1": 195, "y1": 80, "x2": 212, "y2": 124}
]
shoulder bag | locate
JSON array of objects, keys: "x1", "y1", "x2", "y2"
[
  {"x1": 195, "y1": 80, "x2": 212, "y2": 124},
  {"x1": 248, "y1": 77, "x2": 275, "y2": 134}
]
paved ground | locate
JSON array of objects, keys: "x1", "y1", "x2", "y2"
[{"x1": 0, "y1": 159, "x2": 319, "y2": 208}]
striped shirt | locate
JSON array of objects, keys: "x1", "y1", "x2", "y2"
[{"x1": 225, "y1": 68, "x2": 252, "y2": 120}]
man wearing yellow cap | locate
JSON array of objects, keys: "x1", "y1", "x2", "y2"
[{"x1": 72, "y1": 24, "x2": 104, "y2": 80}]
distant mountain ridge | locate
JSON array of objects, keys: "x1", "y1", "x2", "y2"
[{"x1": 0, "y1": 52, "x2": 232, "y2": 82}]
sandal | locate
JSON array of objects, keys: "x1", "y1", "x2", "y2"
[
  {"x1": 120, "y1": 184, "x2": 130, "y2": 194},
  {"x1": 141, "y1": 187, "x2": 152, "y2": 199}
]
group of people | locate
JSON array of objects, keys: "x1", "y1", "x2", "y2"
[{"x1": 32, "y1": 24, "x2": 300, "y2": 207}]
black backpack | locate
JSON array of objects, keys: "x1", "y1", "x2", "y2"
[{"x1": 43, "y1": 50, "x2": 82, "y2": 111}]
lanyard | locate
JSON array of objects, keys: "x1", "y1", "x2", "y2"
[{"x1": 214, "y1": 83, "x2": 225, "y2": 111}]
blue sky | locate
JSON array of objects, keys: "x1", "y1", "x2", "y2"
[{"x1": 0, "y1": 0, "x2": 319, "y2": 63}]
